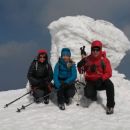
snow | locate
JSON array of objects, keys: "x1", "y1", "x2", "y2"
[
  {"x1": 48, "y1": 15, "x2": 130, "y2": 69},
  {"x1": 1, "y1": 15, "x2": 130, "y2": 130},
  {"x1": 1, "y1": 73, "x2": 130, "y2": 130}
]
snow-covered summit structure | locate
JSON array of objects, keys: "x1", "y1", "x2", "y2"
[{"x1": 48, "y1": 15, "x2": 130, "y2": 69}]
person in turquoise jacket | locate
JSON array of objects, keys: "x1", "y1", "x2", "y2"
[{"x1": 54, "y1": 48, "x2": 77, "y2": 110}]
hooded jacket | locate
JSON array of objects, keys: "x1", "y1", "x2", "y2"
[
  {"x1": 78, "y1": 41, "x2": 112, "y2": 81},
  {"x1": 27, "y1": 49, "x2": 53, "y2": 87},
  {"x1": 54, "y1": 48, "x2": 77, "y2": 89}
]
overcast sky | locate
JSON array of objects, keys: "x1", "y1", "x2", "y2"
[{"x1": 0, "y1": 0, "x2": 130, "y2": 91}]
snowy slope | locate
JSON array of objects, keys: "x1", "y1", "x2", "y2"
[{"x1": 1, "y1": 72, "x2": 130, "y2": 130}]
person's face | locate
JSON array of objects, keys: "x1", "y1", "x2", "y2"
[
  {"x1": 91, "y1": 47, "x2": 100, "y2": 58},
  {"x1": 62, "y1": 55, "x2": 70, "y2": 62},
  {"x1": 39, "y1": 54, "x2": 46, "y2": 63}
]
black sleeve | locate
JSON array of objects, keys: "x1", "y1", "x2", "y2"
[
  {"x1": 27, "y1": 61, "x2": 40, "y2": 86},
  {"x1": 47, "y1": 64, "x2": 53, "y2": 82},
  {"x1": 77, "y1": 58, "x2": 86, "y2": 68}
]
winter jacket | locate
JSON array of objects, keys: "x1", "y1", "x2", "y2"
[
  {"x1": 77, "y1": 40, "x2": 112, "y2": 81},
  {"x1": 27, "y1": 60, "x2": 53, "y2": 87},
  {"x1": 54, "y1": 58, "x2": 77, "y2": 89}
]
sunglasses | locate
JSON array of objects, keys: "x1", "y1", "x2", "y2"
[{"x1": 92, "y1": 48, "x2": 100, "y2": 52}]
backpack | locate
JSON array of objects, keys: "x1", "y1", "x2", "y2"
[{"x1": 34, "y1": 59, "x2": 49, "y2": 71}]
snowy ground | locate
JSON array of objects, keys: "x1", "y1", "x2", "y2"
[{"x1": 0, "y1": 71, "x2": 130, "y2": 130}]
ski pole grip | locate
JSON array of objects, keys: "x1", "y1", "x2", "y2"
[{"x1": 80, "y1": 46, "x2": 86, "y2": 56}]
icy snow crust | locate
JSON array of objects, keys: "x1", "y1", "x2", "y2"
[
  {"x1": 48, "y1": 15, "x2": 130, "y2": 69},
  {"x1": 1, "y1": 16, "x2": 130, "y2": 130}
]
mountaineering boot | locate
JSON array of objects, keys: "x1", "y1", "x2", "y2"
[
  {"x1": 106, "y1": 107, "x2": 114, "y2": 115},
  {"x1": 43, "y1": 98, "x2": 49, "y2": 104},
  {"x1": 58, "y1": 104, "x2": 65, "y2": 110}
]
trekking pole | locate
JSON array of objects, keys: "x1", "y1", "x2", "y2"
[
  {"x1": 75, "y1": 46, "x2": 87, "y2": 106},
  {"x1": 16, "y1": 89, "x2": 57, "y2": 112},
  {"x1": 75, "y1": 86, "x2": 80, "y2": 106},
  {"x1": 75, "y1": 80, "x2": 86, "y2": 106},
  {"x1": 4, "y1": 91, "x2": 31, "y2": 108},
  {"x1": 75, "y1": 80, "x2": 86, "y2": 87},
  {"x1": 16, "y1": 101, "x2": 34, "y2": 112}
]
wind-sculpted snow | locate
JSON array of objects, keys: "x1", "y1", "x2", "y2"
[{"x1": 48, "y1": 15, "x2": 130, "y2": 69}]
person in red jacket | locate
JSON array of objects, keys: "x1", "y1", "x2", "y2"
[{"x1": 77, "y1": 40, "x2": 115, "y2": 114}]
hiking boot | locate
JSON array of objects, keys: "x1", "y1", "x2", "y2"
[
  {"x1": 58, "y1": 104, "x2": 65, "y2": 110},
  {"x1": 34, "y1": 98, "x2": 41, "y2": 104},
  {"x1": 65, "y1": 98, "x2": 70, "y2": 105},
  {"x1": 43, "y1": 98, "x2": 49, "y2": 104},
  {"x1": 106, "y1": 107, "x2": 114, "y2": 115}
]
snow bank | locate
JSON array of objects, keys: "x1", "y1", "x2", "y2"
[{"x1": 48, "y1": 15, "x2": 130, "y2": 69}]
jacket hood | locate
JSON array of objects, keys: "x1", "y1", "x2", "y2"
[{"x1": 91, "y1": 40, "x2": 103, "y2": 49}]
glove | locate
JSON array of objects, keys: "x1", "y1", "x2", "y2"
[
  {"x1": 47, "y1": 83, "x2": 53, "y2": 92},
  {"x1": 31, "y1": 86, "x2": 38, "y2": 94},
  {"x1": 77, "y1": 58, "x2": 85, "y2": 68},
  {"x1": 61, "y1": 81, "x2": 69, "y2": 89}
]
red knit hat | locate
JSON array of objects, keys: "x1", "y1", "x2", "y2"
[{"x1": 38, "y1": 49, "x2": 47, "y2": 54}]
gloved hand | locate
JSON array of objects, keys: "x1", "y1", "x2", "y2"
[
  {"x1": 77, "y1": 58, "x2": 85, "y2": 68},
  {"x1": 61, "y1": 81, "x2": 69, "y2": 89},
  {"x1": 30, "y1": 86, "x2": 38, "y2": 95}
]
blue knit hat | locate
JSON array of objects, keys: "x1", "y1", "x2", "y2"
[{"x1": 61, "y1": 48, "x2": 71, "y2": 57}]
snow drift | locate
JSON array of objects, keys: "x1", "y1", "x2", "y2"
[{"x1": 48, "y1": 15, "x2": 130, "y2": 69}]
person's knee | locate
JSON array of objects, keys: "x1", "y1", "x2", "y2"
[
  {"x1": 67, "y1": 88, "x2": 75, "y2": 98},
  {"x1": 84, "y1": 87, "x2": 95, "y2": 98},
  {"x1": 104, "y1": 79, "x2": 114, "y2": 89},
  {"x1": 33, "y1": 89, "x2": 44, "y2": 98}
]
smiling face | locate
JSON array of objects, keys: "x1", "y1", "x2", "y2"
[
  {"x1": 62, "y1": 55, "x2": 70, "y2": 62},
  {"x1": 38, "y1": 53, "x2": 47, "y2": 63}
]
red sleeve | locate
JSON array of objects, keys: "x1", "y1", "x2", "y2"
[{"x1": 102, "y1": 58, "x2": 112, "y2": 80}]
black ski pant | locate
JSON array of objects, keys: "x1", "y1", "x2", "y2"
[
  {"x1": 32, "y1": 82, "x2": 50, "y2": 101},
  {"x1": 57, "y1": 83, "x2": 76, "y2": 104},
  {"x1": 84, "y1": 79, "x2": 115, "y2": 108}
]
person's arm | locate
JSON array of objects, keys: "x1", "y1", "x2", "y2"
[
  {"x1": 65, "y1": 64, "x2": 77, "y2": 84},
  {"x1": 102, "y1": 58, "x2": 112, "y2": 80},
  {"x1": 53, "y1": 63, "x2": 61, "y2": 89},
  {"x1": 47, "y1": 64, "x2": 53, "y2": 82},
  {"x1": 27, "y1": 61, "x2": 40, "y2": 86},
  {"x1": 77, "y1": 58, "x2": 86, "y2": 74}
]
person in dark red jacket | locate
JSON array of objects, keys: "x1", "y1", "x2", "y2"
[
  {"x1": 77, "y1": 40, "x2": 115, "y2": 114},
  {"x1": 27, "y1": 49, "x2": 53, "y2": 104}
]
